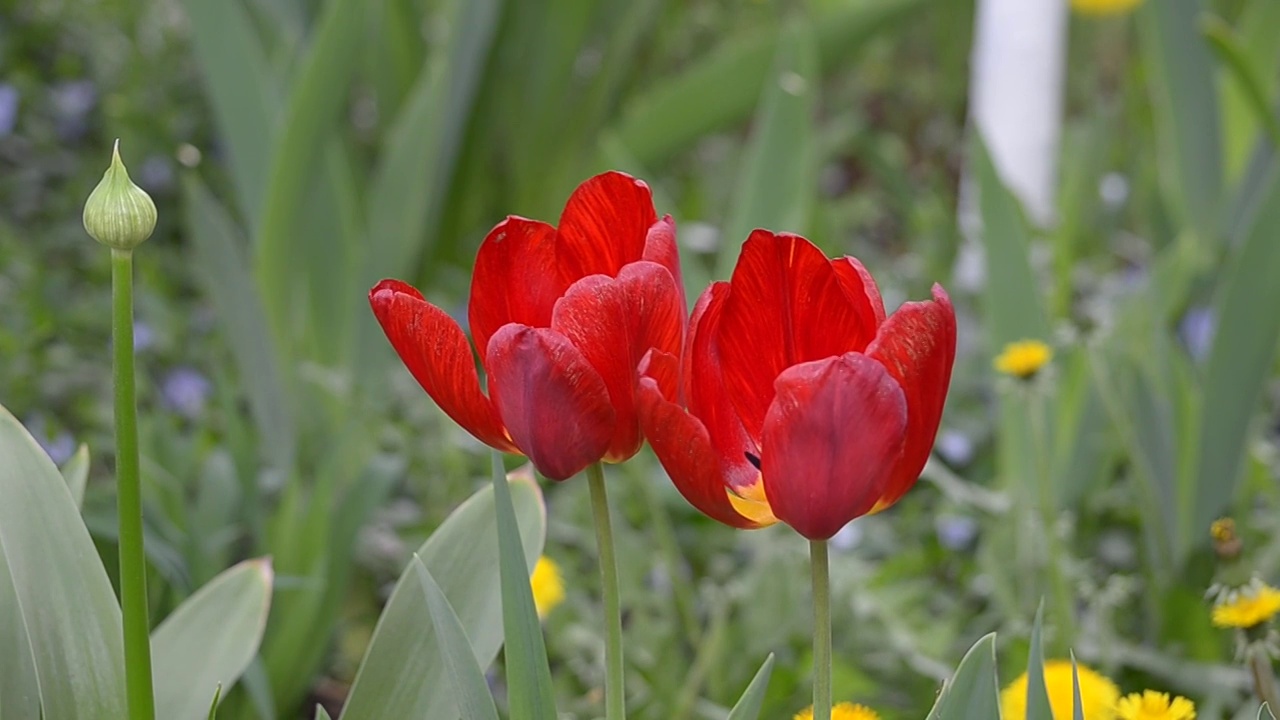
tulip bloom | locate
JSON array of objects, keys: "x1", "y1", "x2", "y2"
[
  {"x1": 370, "y1": 171, "x2": 685, "y2": 480},
  {"x1": 638, "y1": 231, "x2": 956, "y2": 540}
]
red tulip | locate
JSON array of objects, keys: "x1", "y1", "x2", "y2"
[
  {"x1": 638, "y1": 230, "x2": 956, "y2": 540},
  {"x1": 370, "y1": 172, "x2": 685, "y2": 481}
]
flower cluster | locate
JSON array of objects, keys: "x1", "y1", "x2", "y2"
[
  {"x1": 371, "y1": 171, "x2": 957, "y2": 540},
  {"x1": 1002, "y1": 661, "x2": 1194, "y2": 720}
]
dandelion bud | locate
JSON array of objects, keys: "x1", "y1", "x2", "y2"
[
  {"x1": 83, "y1": 140, "x2": 156, "y2": 251},
  {"x1": 1212, "y1": 517, "x2": 1243, "y2": 562}
]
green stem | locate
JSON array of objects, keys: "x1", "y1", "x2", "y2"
[
  {"x1": 810, "y1": 539, "x2": 832, "y2": 720},
  {"x1": 112, "y1": 249, "x2": 155, "y2": 720},
  {"x1": 587, "y1": 463, "x2": 625, "y2": 720},
  {"x1": 1027, "y1": 384, "x2": 1076, "y2": 650}
]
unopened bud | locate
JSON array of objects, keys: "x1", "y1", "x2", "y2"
[{"x1": 83, "y1": 140, "x2": 157, "y2": 251}]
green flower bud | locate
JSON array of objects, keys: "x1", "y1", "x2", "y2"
[{"x1": 83, "y1": 140, "x2": 157, "y2": 251}]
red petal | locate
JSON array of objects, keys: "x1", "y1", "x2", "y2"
[
  {"x1": 685, "y1": 283, "x2": 762, "y2": 495},
  {"x1": 468, "y1": 217, "x2": 564, "y2": 363},
  {"x1": 761, "y1": 353, "x2": 907, "y2": 540},
  {"x1": 485, "y1": 325, "x2": 615, "y2": 480},
  {"x1": 637, "y1": 352, "x2": 766, "y2": 529},
  {"x1": 832, "y1": 256, "x2": 886, "y2": 327},
  {"x1": 555, "y1": 171, "x2": 658, "y2": 283},
  {"x1": 369, "y1": 280, "x2": 517, "y2": 453},
  {"x1": 865, "y1": 284, "x2": 957, "y2": 509},
  {"x1": 550, "y1": 261, "x2": 684, "y2": 462},
  {"x1": 717, "y1": 231, "x2": 879, "y2": 438},
  {"x1": 642, "y1": 215, "x2": 686, "y2": 313}
]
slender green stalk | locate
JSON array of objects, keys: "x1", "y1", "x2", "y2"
[
  {"x1": 810, "y1": 539, "x2": 832, "y2": 720},
  {"x1": 112, "y1": 248, "x2": 155, "y2": 720},
  {"x1": 587, "y1": 463, "x2": 625, "y2": 720},
  {"x1": 1027, "y1": 383, "x2": 1076, "y2": 650}
]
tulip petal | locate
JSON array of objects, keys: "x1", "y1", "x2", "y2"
[
  {"x1": 637, "y1": 351, "x2": 768, "y2": 529},
  {"x1": 642, "y1": 215, "x2": 686, "y2": 313},
  {"x1": 761, "y1": 353, "x2": 907, "y2": 540},
  {"x1": 718, "y1": 230, "x2": 879, "y2": 437},
  {"x1": 832, "y1": 256, "x2": 886, "y2": 326},
  {"x1": 551, "y1": 261, "x2": 684, "y2": 461},
  {"x1": 685, "y1": 283, "x2": 764, "y2": 495},
  {"x1": 369, "y1": 280, "x2": 517, "y2": 453},
  {"x1": 556, "y1": 171, "x2": 658, "y2": 282},
  {"x1": 866, "y1": 284, "x2": 957, "y2": 510},
  {"x1": 486, "y1": 324, "x2": 615, "y2": 480},
  {"x1": 468, "y1": 217, "x2": 564, "y2": 362}
]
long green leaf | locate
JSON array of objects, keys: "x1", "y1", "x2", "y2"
[
  {"x1": 183, "y1": 175, "x2": 296, "y2": 474},
  {"x1": 179, "y1": 0, "x2": 277, "y2": 222},
  {"x1": 339, "y1": 471, "x2": 546, "y2": 720},
  {"x1": 59, "y1": 443, "x2": 89, "y2": 510},
  {"x1": 725, "y1": 653, "x2": 775, "y2": 720},
  {"x1": 0, "y1": 548, "x2": 38, "y2": 719},
  {"x1": 1024, "y1": 603, "x2": 1054, "y2": 720},
  {"x1": 972, "y1": 132, "x2": 1050, "y2": 344},
  {"x1": 152, "y1": 558, "x2": 274, "y2": 720},
  {"x1": 491, "y1": 456, "x2": 557, "y2": 719},
  {"x1": 716, "y1": 18, "x2": 819, "y2": 279},
  {"x1": 1070, "y1": 654, "x2": 1084, "y2": 720},
  {"x1": 411, "y1": 556, "x2": 501, "y2": 720},
  {"x1": 1140, "y1": 0, "x2": 1223, "y2": 243},
  {"x1": 1220, "y1": 0, "x2": 1280, "y2": 180},
  {"x1": 254, "y1": 0, "x2": 364, "y2": 347},
  {"x1": 925, "y1": 634, "x2": 1000, "y2": 720},
  {"x1": 0, "y1": 403, "x2": 126, "y2": 719},
  {"x1": 610, "y1": 0, "x2": 926, "y2": 166},
  {"x1": 1194, "y1": 159, "x2": 1280, "y2": 544},
  {"x1": 1201, "y1": 16, "x2": 1280, "y2": 150}
]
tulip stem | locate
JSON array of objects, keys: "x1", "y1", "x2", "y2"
[
  {"x1": 810, "y1": 539, "x2": 832, "y2": 720},
  {"x1": 587, "y1": 462, "x2": 626, "y2": 720},
  {"x1": 112, "y1": 248, "x2": 156, "y2": 720}
]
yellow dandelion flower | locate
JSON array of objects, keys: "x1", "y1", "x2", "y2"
[
  {"x1": 1071, "y1": 0, "x2": 1144, "y2": 16},
  {"x1": 994, "y1": 339, "x2": 1054, "y2": 380},
  {"x1": 1116, "y1": 690, "x2": 1196, "y2": 720},
  {"x1": 1212, "y1": 582, "x2": 1280, "y2": 629},
  {"x1": 1001, "y1": 660, "x2": 1121, "y2": 720},
  {"x1": 531, "y1": 556, "x2": 565, "y2": 619},
  {"x1": 793, "y1": 703, "x2": 880, "y2": 720}
]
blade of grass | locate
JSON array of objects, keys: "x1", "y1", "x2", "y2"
[
  {"x1": 1201, "y1": 15, "x2": 1280, "y2": 149},
  {"x1": 725, "y1": 654, "x2": 776, "y2": 720},
  {"x1": 924, "y1": 633, "x2": 1000, "y2": 720},
  {"x1": 1024, "y1": 602, "x2": 1054, "y2": 720}
]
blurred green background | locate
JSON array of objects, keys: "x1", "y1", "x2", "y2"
[{"x1": 2, "y1": 0, "x2": 1280, "y2": 717}]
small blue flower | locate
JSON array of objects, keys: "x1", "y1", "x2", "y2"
[
  {"x1": 934, "y1": 514, "x2": 978, "y2": 551},
  {"x1": 1179, "y1": 306, "x2": 1215, "y2": 362},
  {"x1": 935, "y1": 429, "x2": 974, "y2": 467},
  {"x1": 133, "y1": 320, "x2": 156, "y2": 352},
  {"x1": 50, "y1": 80, "x2": 97, "y2": 141},
  {"x1": 24, "y1": 415, "x2": 76, "y2": 465},
  {"x1": 0, "y1": 84, "x2": 19, "y2": 137},
  {"x1": 161, "y1": 367, "x2": 212, "y2": 418}
]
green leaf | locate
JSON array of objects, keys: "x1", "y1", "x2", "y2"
[
  {"x1": 59, "y1": 443, "x2": 89, "y2": 510},
  {"x1": 925, "y1": 633, "x2": 999, "y2": 720},
  {"x1": 725, "y1": 653, "x2": 775, "y2": 720},
  {"x1": 205, "y1": 683, "x2": 222, "y2": 720},
  {"x1": 152, "y1": 558, "x2": 274, "y2": 720},
  {"x1": 1070, "y1": 654, "x2": 1084, "y2": 720},
  {"x1": 610, "y1": 0, "x2": 926, "y2": 166},
  {"x1": 1194, "y1": 159, "x2": 1280, "y2": 545},
  {"x1": 491, "y1": 456, "x2": 557, "y2": 719},
  {"x1": 0, "y1": 403, "x2": 126, "y2": 719},
  {"x1": 316, "y1": 706, "x2": 334, "y2": 720},
  {"x1": 1220, "y1": 0, "x2": 1280, "y2": 180},
  {"x1": 0, "y1": 549, "x2": 38, "y2": 720},
  {"x1": 716, "y1": 18, "x2": 819, "y2": 279},
  {"x1": 1201, "y1": 15, "x2": 1280, "y2": 150},
  {"x1": 179, "y1": 0, "x2": 276, "y2": 222},
  {"x1": 254, "y1": 0, "x2": 364, "y2": 347},
  {"x1": 971, "y1": 132, "x2": 1050, "y2": 345},
  {"x1": 1260, "y1": 702, "x2": 1277, "y2": 720},
  {"x1": 1140, "y1": 0, "x2": 1224, "y2": 243},
  {"x1": 183, "y1": 175, "x2": 296, "y2": 474},
  {"x1": 339, "y1": 470, "x2": 546, "y2": 720},
  {"x1": 411, "y1": 556, "x2": 501, "y2": 720},
  {"x1": 1024, "y1": 603, "x2": 1053, "y2": 720}
]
